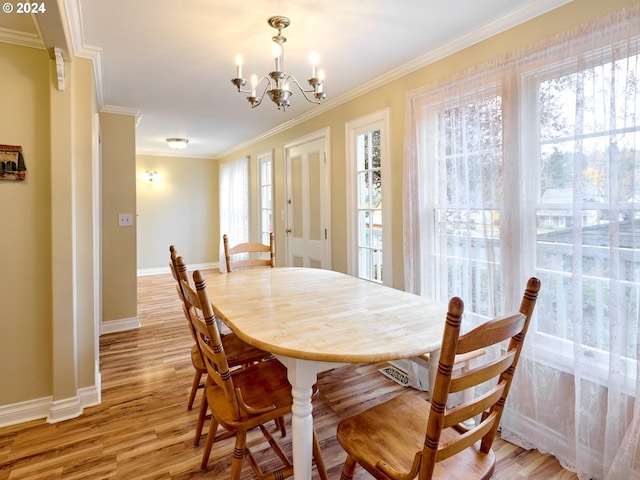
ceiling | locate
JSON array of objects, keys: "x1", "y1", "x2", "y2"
[{"x1": 1, "y1": 0, "x2": 571, "y2": 158}]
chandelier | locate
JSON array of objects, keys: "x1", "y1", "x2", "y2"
[{"x1": 231, "y1": 16, "x2": 327, "y2": 111}]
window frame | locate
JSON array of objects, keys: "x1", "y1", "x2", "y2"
[
  {"x1": 346, "y1": 109, "x2": 393, "y2": 286},
  {"x1": 257, "y1": 151, "x2": 274, "y2": 246}
]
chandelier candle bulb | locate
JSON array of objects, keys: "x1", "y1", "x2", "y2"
[
  {"x1": 273, "y1": 44, "x2": 282, "y2": 71},
  {"x1": 251, "y1": 74, "x2": 257, "y2": 97},
  {"x1": 310, "y1": 52, "x2": 318, "y2": 78},
  {"x1": 317, "y1": 69, "x2": 325, "y2": 92},
  {"x1": 235, "y1": 54, "x2": 243, "y2": 79}
]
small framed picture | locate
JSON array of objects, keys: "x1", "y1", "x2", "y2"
[{"x1": 0, "y1": 144, "x2": 27, "y2": 181}]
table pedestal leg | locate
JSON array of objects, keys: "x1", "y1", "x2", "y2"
[
  {"x1": 281, "y1": 357, "x2": 317, "y2": 480},
  {"x1": 428, "y1": 348, "x2": 440, "y2": 395}
]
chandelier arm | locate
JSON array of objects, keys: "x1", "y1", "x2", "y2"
[
  {"x1": 233, "y1": 74, "x2": 271, "y2": 94},
  {"x1": 250, "y1": 80, "x2": 272, "y2": 108},
  {"x1": 286, "y1": 76, "x2": 326, "y2": 104}
]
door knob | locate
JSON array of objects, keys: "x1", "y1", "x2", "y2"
[{"x1": 285, "y1": 228, "x2": 292, "y2": 234}]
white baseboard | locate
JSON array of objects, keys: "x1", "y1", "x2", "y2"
[
  {"x1": 137, "y1": 262, "x2": 218, "y2": 277},
  {"x1": 0, "y1": 396, "x2": 52, "y2": 428},
  {"x1": 100, "y1": 316, "x2": 141, "y2": 335},
  {"x1": 47, "y1": 395, "x2": 83, "y2": 424},
  {"x1": 0, "y1": 383, "x2": 101, "y2": 428}
]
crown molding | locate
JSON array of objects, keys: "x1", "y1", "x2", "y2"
[
  {"x1": 61, "y1": 0, "x2": 573, "y2": 159},
  {"x1": 0, "y1": 23, "x2": 44, "y2": 50},
  {"x1": 217, "y1": 0, "x2": 573, "y2": 159},
  {"x1": 101, "y1": 104, "x2": 143, "y2": 125}
]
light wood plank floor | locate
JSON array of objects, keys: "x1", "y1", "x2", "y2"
[{"x1": 0, "y1": 271, "x2": 578, "y2": 479}]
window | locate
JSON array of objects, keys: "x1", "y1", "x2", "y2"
[
  {"x1": 346, "y1": 110, "x2": 392, "y2": 286},
  {"x1": 426, "y1": 85, "x2": 504, "y2": 318},
  {"x1": 408, "y1": 39, "x2": 640, "y2": 372},
  {"x1": 257, "y1": 152, "x2": 273, "y2": 245},
  {"x1": 529, "y1": 53, "x2": 640, "y2": 364}
]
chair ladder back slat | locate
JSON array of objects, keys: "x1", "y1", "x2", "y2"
[
  {"x1": 448, "y1": 349, "x2": 516, "y2": 393},
  {"x1": 442, "y1": 381, "x2": 506, "y2": 429},
  {"x1": 455, "y1": 313, "x2": 525, "y2": 355},
  {"x1": 436, "y1": 411, "x2": 498, "y2": 462}
]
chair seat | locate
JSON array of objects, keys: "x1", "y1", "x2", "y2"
[
  {"x1": 192, "y1": 332, "x2": 270, "y2": 369},
  {"x1": 205, "y1": 358, "x2": 294, "y2": 432},
  {"x1": 337, "y1": 394, "x2": 495, "y2": 480},
  {"x1": 220, "y1": 331, "x2": 273, "y2": 366}
]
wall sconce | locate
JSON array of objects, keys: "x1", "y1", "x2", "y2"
[{"x1": 145, "y1": 170, "x2": 158, "y2": 182}]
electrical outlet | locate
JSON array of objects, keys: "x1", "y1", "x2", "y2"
[{"x1": 118, "y1": 213, "x2": 133, "y2": 227}]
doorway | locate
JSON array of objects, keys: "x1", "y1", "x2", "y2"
[{"x1": 283, "y1": 129, "x2": 331, "y2": 268}]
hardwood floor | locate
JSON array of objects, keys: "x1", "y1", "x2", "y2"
[{"x1": 0, "y1": 271, "x2": 578, "y2": 479}]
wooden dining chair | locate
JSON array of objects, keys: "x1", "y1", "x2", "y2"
[
  {"x1": 223, "y1": 232, "x2": 275, "y2": 272},
  {"x1": 336, "y1": 277, "x2": 540, "y2": 480},
  {"x1": 169, "y1": 245, "x2": 208, "y2": 410},
  {"x1": 169, "y1": 246, "x2": 281, "y2": 443},
  {"x1": 182, "y1": 269, "x2": 328, "y2": 479}
]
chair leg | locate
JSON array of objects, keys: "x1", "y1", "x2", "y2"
[
  {"x1": 312, "y1": 430, "x2": 329, "y2": 480},
  {"x1": 276, "y1": 416, "x2": 287, "y2": 437},
  {"x1": 194, "y1": 393, "x2": 208, "y2": 446},
  {"x1": 200, "y1": 415, "x2": 220, "y2": 471},
  {"x1": 258, "y1": 424, "x2": 291, "y2": 468},
  {"x1": 340, "y1": 454, "x2": 357, "y2": 480},
  {"x1": 230, "y1": 430, "x2": 247, "y2": 480},
  {"x1": 188, "y1": 370, "x2": 203, "y2": 410}
]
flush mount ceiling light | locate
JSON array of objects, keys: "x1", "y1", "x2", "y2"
[
  {"x1": 231, "y1": 16, "x2": 327, "y2": 111},
  {"x1": 166, "y1": 138, "x2": 189, "y2": 150}
]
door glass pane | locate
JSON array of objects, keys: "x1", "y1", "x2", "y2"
[
  {"x1": 292, "y1": 156, "x2": 303, "y2": 238},
  {"x1": 356, "y1": 129, "x2": 383, "y2": 282},
  {"x1": 309, "y1": 152, "x2": 321, "y2": 241}
]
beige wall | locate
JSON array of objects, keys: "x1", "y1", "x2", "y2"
[
  {"x1": 216, "y1": 0, "x2": 639, "y2": 291},
  {"x1": 100, "y1": 112, "x2": 137, "y2": 324},
  {"x1": 0, "y1": 42, "x2": 99, "y2": 416},
  {"x1": 0, "y1": 43, "x2": 53, "y2": 404},
  {"x1": 136, "y1": 154, "x2": 219, "y2": 270}
]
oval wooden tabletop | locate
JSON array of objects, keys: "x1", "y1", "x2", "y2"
[{"x1": 202, "y1": 267, "x2": 447, "y2": 363}]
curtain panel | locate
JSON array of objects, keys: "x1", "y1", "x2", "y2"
[
  {"x1": 404, "y1": 6, "x2": 640, "y2": 479},
  {"x1": 219, "y1": 156, "x2": 249, "y2": 273}
]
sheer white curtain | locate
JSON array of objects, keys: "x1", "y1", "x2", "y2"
[
  {"x1": 404, "y1": 6, "x2": 640, "y2": 479},
  {"x1": 219, "y1": 156, "x2": 249, "y2": 273}
]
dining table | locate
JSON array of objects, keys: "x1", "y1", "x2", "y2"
[{"x1": 203, "y1": 267, "x2": 448, "y2": 480}]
